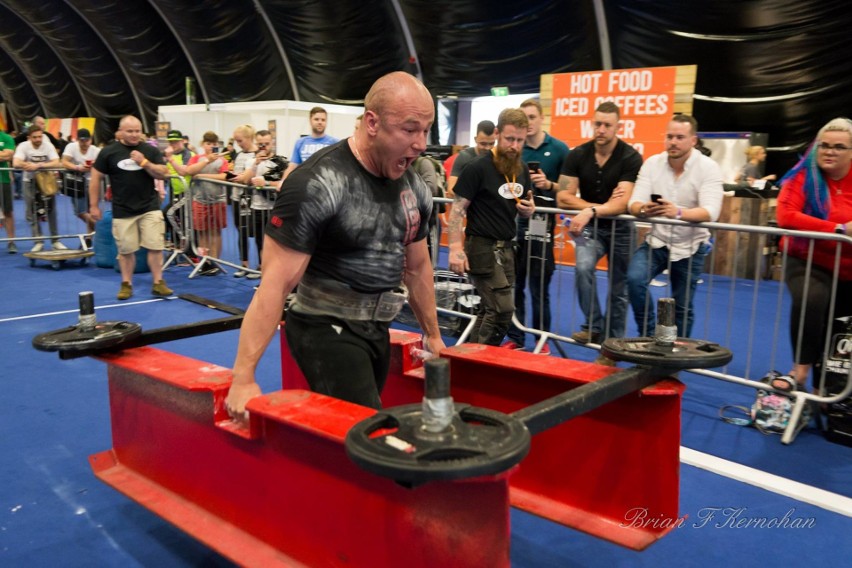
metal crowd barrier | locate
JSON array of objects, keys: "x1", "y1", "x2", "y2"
[
  {"x1": 433, "y1": 196, "x2": 852, "y2": 444},
  {"x1": 162, "y1": 176, "x2": 271, "y2": 278},
  {"x1": 4, "y1": 166, "x2": 847, "y2": 444}
]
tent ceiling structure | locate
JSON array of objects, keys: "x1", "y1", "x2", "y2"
[{"x1": 1, "y1": 0, "x2": 849, "y2": 171}]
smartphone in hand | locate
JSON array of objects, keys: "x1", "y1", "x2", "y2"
[
  {"x1": 650, "y1": 193, "x2": 662, "y2": 203},
  {"x1": 528, "y1": 161, "x2": 541, "y2": 171}
]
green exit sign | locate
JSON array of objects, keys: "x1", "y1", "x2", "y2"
[{"x1": 490, "y1": 86, "x2": 510, "y2": 97}]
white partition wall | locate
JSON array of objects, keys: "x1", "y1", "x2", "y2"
[{"x1": 158, "y1": 100, "x2": 363, "y2": 156}]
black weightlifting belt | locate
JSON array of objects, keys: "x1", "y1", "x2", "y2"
[{"x1": 294, "y1": 274, "x2": 408, "y2": 322}]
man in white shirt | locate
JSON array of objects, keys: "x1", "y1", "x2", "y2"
[
  {"x1": 626, "y1": 114, "x2": 724, "y2": 337},
  {"x1": 12, "y1": 126, "x2": 62, "y2": 252},
  {"x1": 61, "y1": 128, "x2": 100, "y2": 247}
]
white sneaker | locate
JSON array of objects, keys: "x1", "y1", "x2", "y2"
[
  {"x1": 31, "y1": 241, "x2": 44, "y2": 253},
  {"x1": 233, "y1": 269, "x2": 248, "y2": 278},
  {"x1": 53, "y1": 241, "x2": 68, "y2": 251},
  {"x1": 246, "y1": 271, "x2": 261, "y2": 280}
]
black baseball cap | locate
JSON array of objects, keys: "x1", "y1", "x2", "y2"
[
  {"x1": 77, "y1": 128, "x2": 91, "y2": 140},
  {"x1": 166, "y1": 129, "x2": 183, "y2": 141}
]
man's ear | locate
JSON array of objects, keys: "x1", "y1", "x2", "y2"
[{"x1": 364, "y1": 110, "x2": 380, "y2": 135}]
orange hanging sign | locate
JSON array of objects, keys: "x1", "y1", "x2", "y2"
[{"x1": 550, "y1": 67, "x2": 679, "y2": 159}]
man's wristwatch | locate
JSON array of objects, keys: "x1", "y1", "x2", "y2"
[{"x1": 836, "y1": 224, "x2": 846, "y2": 234}]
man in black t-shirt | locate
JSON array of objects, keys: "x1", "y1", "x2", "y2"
[
  {"x1": 226, "y1": 72, "x2": 445, "y2": 418},
  {"x1": 557, "y1": 102, "x2": 643, "y2": 356},
  {"x1": 89, "y1": 115, "x2": 172, "y2": 301},
  {"x1": 448, "y1": 108, "x2": 536, "y2": 346},
  {"x1": 446, "y1": 120, "x2": 497, "y2": 196}
]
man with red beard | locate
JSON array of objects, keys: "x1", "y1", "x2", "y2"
[{"x1": 448, "y1": 108, "x2": 536, "y2": 346}]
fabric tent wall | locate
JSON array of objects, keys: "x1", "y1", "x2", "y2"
[
  {"x1": 607, "y1": 0, "x2": 852, "y2": 172},
  {"x1": 0, "y1": 0, "x2": 849, "y2": 171}
]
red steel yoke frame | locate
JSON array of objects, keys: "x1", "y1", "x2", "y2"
[
  {"x1": 282, "y1": 327, "x2": 685, "y2": 550},
  {"x1": 91, "y1": 346, "x2": 512, "y2": 568}
]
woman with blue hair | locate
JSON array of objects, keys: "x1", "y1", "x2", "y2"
[{"x1": 776, "y1": 117, "x2": 852, "y2": 390}]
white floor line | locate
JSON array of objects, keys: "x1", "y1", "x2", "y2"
[
  {"x1": 681, "y1": 446, "x2": 852, "y2": 517},
  {"x1": 0, "y1": 297, "x2": 173, "y2": 323}
]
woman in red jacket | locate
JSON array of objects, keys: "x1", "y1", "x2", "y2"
[{"x1": 776, "y1": 117, "x2": 852, "y2": 390}]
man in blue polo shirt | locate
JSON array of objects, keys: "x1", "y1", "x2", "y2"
[{"x1": 283, "y1": 106, "x2": 339, "y2": 179}]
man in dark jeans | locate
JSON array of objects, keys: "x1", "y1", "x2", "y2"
[
  {"x1": 557, "y1": 102, "x2": 643, "y2": 363},
  {"x1": 447, "y1": 108, "x2": 536, "y2": 346},
  {"x1": 626, "y1": 114, "x2": 723, "y2": 337}
]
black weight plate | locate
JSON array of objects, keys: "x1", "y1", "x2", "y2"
[
  {"x1": 32, "y1": 321, "x2": 143, "y2": 353},
  {"x1": 345, "y1": 403, "x2": 530, "y2": 486},
  {"x1": 601, "y1": 337, "x2": 733, "y2": 370}
]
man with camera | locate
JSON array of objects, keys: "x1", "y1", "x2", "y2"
[
  {"x1": 241, "y1": 129, "x2": 289, "y2": 279},
  {"x1": 626, "y1": 114, "x2": 723, "y2": 338},
  {"x1": 556, "y1": 102, "x2": 643, "y2": 361},
  {"x1": 503, "y1": 98, "x2": 569, "y2": 352}
]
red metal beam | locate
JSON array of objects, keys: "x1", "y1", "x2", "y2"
[{"x1": 92, "y1": 346, "x2": 512, "y2": 567}]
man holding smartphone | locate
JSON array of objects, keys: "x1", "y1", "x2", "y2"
[
  {"x1": 503, "y1": 98, "x2": 569, "y2": 351},
  {"x1": 171, "y1": 131, "x2": 231, "y2": 275},
  {"x1": 556, "y1": 102, "x2": 643, "y2": 361},
  {"x1": 242, "y1": 129, "x2": 289, "y2": 279},
  {"x1": 626, "y1": 114, "x2": 723, "y2": 338}
]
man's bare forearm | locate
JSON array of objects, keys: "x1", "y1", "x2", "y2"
[{"x1": 447, "y1": 197, "x2": 468, "y2": 248}]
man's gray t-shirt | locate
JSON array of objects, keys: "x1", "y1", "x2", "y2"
[{"x1": 266, "y1": 140, "x2": 432, "y2": 293}]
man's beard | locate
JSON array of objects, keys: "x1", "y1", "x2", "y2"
[{"x1": 493, "y1": 148, "x2": 522, "y2": 178}]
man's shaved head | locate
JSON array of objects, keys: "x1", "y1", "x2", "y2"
[{"x1": 364, "y1": 72, "x2": 432, "y2": 117}]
